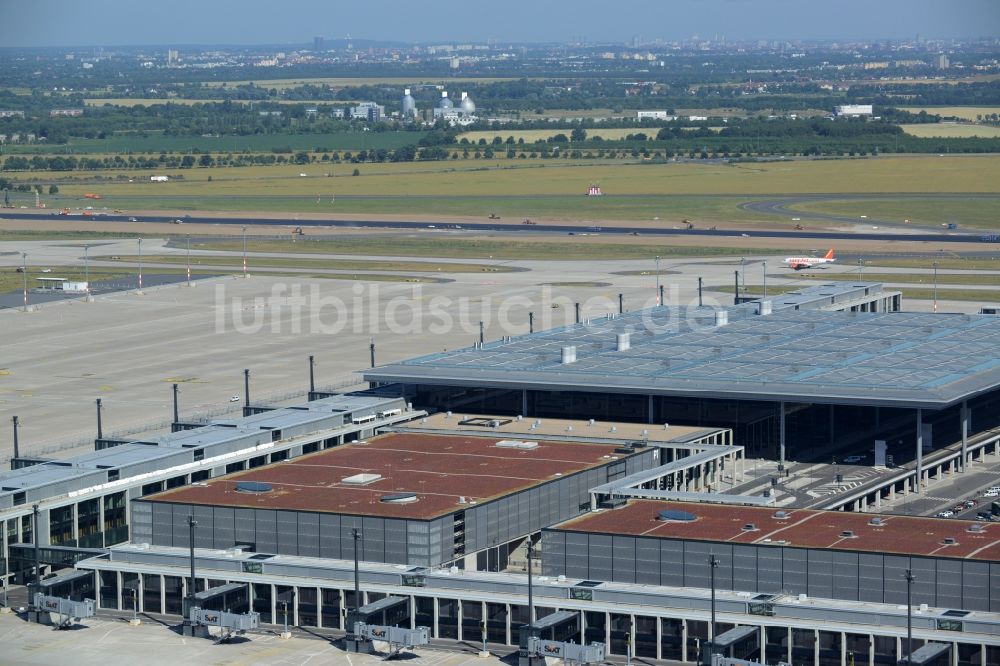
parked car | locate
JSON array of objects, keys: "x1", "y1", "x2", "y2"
[
  {"x1": 965, "y1": 499, "x2": 978, "y2": 508},
  {"x1": 937, "y1": 510, "x2": 955, "y2": 518},
  {"x1": 985, "y1": 487, "x2": 1000, "y2": 497},
  {"x1": 842, "y1": 455, "x2": 866, "y2": 464}
]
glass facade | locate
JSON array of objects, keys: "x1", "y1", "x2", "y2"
[
  {"x1": 634, "y1": 615, "x2": 657, "y2": 658},
  {"x1": 163, "y1": 575, "x2": 183, "y2": 615},
  {"x1": 298, "y1": 588, "x2": 318, "y2": 627},
  {"x1": 99, "y1": 570, "x2": 118, "y2": 609},
  {"x1": 321, "y1": 588, "x2": 341, "y2": 629},
  {"x1": 661, "y1": 618, "x2": 684, "y2": 661},
  {"x1": 142, "y1": 573, "x2": 161, "y2": 614},
  {"x1": 818, "y1": 630, "x2": 842, "y2": 666},
  {"x1": 252, "y1": 583, "x2": 272, "y2": 623},
  {"x1": 486, "y1": 602, "x2": 507, "y2": 644},
  {"x1": 77, "y1": 498, "x2": 101, "y2": 548},
  {"x1": 49, "y1": 505, "x2": 74, "y2": 546},
  {"x1": 873, "y1": 634, "x2": 897, "y2": 666},
  {"x1": 438, "y1": 598, "x2": 458, "y2": 639},
  {"x1": 103, "y1": 492, "x2": 128, "y2": 546}
]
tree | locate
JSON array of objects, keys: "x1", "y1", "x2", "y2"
[
  {"x1": 294, "y1": 151, "x2": 310, "y2": 164},
  {"x1": 181, "y1": 155, "x2": 195, "y2": 168},
  {"x1": 352, "y1": 168, "x2": 360, "y2": 176},
  {"x1": 199, "y1": 154, "x2": 214, "y2": 167},
  {"x1": 571, "y1": 127, "x2": 587, "y2": 142}
]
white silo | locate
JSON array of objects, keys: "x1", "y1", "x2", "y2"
[
  {"x1": 460, "y1": 91, "x2": 476, "y2": 114},
  {"x1": 401, "y1": 88, "x2": 417, "y2": 118},
  {"x1": 439, "y1": 91, "x2": 453, "y2": 109}
]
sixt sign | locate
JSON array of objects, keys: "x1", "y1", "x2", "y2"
[{"x1": 543, "y1": 643, "x2": 564, "y2": 656}]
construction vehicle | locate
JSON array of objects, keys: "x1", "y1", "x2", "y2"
[{"x1": 83, "y1": 193, "x2": 102, "y2": 200}]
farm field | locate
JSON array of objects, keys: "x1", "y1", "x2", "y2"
[
  {"x1": 899, "y1": 123, "x2": 1000, "y2": 138},
  {"x1": 84, "y1": 98, "x2": 368, "y2": 107},
  {"x1": 899, "y1": 106, "x2": 1000, "y2": 121},
  {"x1": 459, "y1": 127, "x2": 721, "y2": 143}
]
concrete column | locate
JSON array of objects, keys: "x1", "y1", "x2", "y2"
[
  {"x1": 915, "y1": 409, "x2": 923, "y2": 494},
  {"x1": 457, "y1": 600, "x2": 463, "y2": 642},
  {"x1": 961, "y1": 401, "x2": 969, "y2": 472},
  {"x1": 648, "y1": 395, "x2": 654, "y2": 424},
  {"x1": 681, "y1": 620, "x2": 688, "y2": 663},
  {"x1": 655, "y1": 615, "x2": 663, "y2": 660},
  {"x1": 521, "y1": 390, "x2": 528, "y2": 417},
  {"x1": 841, "y1": 631, "x2": 847, "y2": 666},
  {"x1": 779, "y1": 401, "x2": 786, "y2": 471},
  {"x1": 270, "y1": 584, "x2": 277, "y2": 626},
  {"x1": 433, "y1": 597, "x2": 439, "y2": 637}
]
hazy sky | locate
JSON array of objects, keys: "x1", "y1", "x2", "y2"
[{"x1": 2, "y1": 0, "x2": 997, "y2": 48}]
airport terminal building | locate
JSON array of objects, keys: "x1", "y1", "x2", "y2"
[{"x1": 6, "y1": 282, "x2": 1000, "y2": 665}]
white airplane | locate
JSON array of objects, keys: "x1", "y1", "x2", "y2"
[{"x1": 784, "y1": 249, "x2": 836, "y2": 271}]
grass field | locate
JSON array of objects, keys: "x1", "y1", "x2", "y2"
[
  {"x1": 40, "y1": 156, "x2": 1000, "y2": 197},
  {"x1": 868, "y1": 257, "x2": 1000, "y2": 271},
  {"x1": 899, "y1": 107, "x2": 1000, "y2": 121},
  {"x1": 8, "y1": 156, "x2": 1000, "y2": 225},
  {"x1": 84, "y1": 98, "x2": 369, "y2": 108},
  {"x1": 900, "y1": 123, "x2": 1000, "y2": 138},
  {"x1": 789, "y1": 196, "x2": 999, "y2": 229},
  {"x1": 105, "y1": 254, "x2": 515, "y2": 273},
  {"x1": 0, "y1": 266, "x2": 132, "y2": 296},
  {"x1": 1, "y1": 130, "x2": 428, "y2": 155},
  {"x1": 186, "y1": 237, "x2": 788, "y2": 261}
]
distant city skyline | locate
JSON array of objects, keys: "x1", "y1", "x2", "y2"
[{"x1": 1, "y1": 0, "x2": 998, "y2": 49}]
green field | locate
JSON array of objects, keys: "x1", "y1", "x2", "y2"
[
  {"x1": 869, "y1": 256, "x2": 1000, "y2": 271},
  {"x1": 789, "y1": 196, "x2": 1000, "y2": 230},
  {"x1": 105, "y1": 254, "x2": 515, "y2": 274},
  {"x1": 185, "y1": 237, "x2": 788, "y2": 261},
  {"x1": 1, "y1": 130, "x2": 428, "y2": 155},
  {"x1": 0, "y1": 266, "x2": 132, "y2": 296}
]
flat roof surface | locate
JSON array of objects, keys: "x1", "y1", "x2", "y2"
[
  {"x1": 399, "y1": 413, "x2": 721, "y2": 445},
  {"x1": 367, "y1": 307, "x2": 1000, "y2": 408},
  {"x1": 553, "y1": 500, "x2": 1000, "y2": 562},
  {"x1": 144, "y1": 432, "x2": 625, "y2": 520}
]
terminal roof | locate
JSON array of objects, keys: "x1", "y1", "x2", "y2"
[
  {"x1": 144, "y1": 432, "x2": 626, "y2": 520},
  {"x1": 553, "y1": 500, "x2": 1000, "y2": 562},
  {"x1": 367, "y1": 294, "x2": 1000, "y2": 408}
]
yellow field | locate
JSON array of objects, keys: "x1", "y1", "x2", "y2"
[
  {"x1": 900, "y1": 107, "x2": 1000, "y2": 121},
  {"x1": 900, "y1": 123, "x2": 1000, "y2": 138},
  {"x1": 36, "y1": 155, "x2": 1000, "y2": 199}
]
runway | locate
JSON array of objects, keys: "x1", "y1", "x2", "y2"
[{"x1": 1, "y1": 210, "x2": 993, "y2": 244}]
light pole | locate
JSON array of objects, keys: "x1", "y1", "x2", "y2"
[
  {"x1": 21, "y1": 251, "x2": 27, "y2": 312},
  {"x1": 84, "y1": 244, "x2": 90, "y2": 298},
  {"x1": 526, "y1": 537, "x2": 535, "y2": 627},
  {"x1": 655, "y1": 255, "x2": 661, "y2": 305},
  {"x1": 708, "y1": 553, "x2": 719, "y2": 656},
  {"x1": 762, "y1": 260, "x2": 767, "y2": 299},
  {"x1": 904, "y1": 569, "x2": 915, "y2": 665},
  {"x1": 242, "y1": 226, "x2": 248, "y2": 278},
  {"x1": 137, "y1": 238, "x2": 143, "y2": 292},
  {"x1": 858, "y1": 258, "x2": 863, "y2": 279},
  {"x1": 187, "y1": 515, "x2": 197, "y2": 613},
  {"x1": 186, "y1": 234, "x2": 192, "y2": 286},
  {"x1": 740, "y1": 256, "x2": 746, "y2": 293},
  {"x1": 932, "y1": 260, "x2": 939, "y2": 313}
]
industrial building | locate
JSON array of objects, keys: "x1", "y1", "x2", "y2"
[
  {"x1": 834, "y1": 105, "x2": 874, "y2": 117},
  {"x1": 433, "y1": 91, "x2": 477, "y2": 125},
  {"x1": 0, "y1": 392, "x2": 414, "y2": 583}
]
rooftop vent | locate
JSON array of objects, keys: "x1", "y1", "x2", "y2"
[
  {"x1": 341, "y1": 473, "x2": 383, "y2": 485},
  {"x1": 715, "y1": 311, "x2": 729, "y2": 327},
  {"x1": 868, "y1": 517, "x2": 885, "y2": 526},
  {"x1": 380, "y1": 493, "x2": 418, "y2": 504},
  {"x1": 657, "y1": 509, "x2": 697, "y2": 522},
  {"x1": 235, "y1": 481, "x2": 273, "y2": 494},
  {"x1": 756, "y1": 300, "x2": 773, "y2": 316},
  {"x1": 495, "y1": 440, "x2": 539, "y2": 450},
  {"x1": 840, "y1": 530, "x2": 856, "y2": 538},
  {"x1": 561, "y1": 346, "x2": 577, "y2": 364},
  {"x1": 616, "y1": 333, "x2": 631, "y2": 352},
  {"x1": 967, "y1": 524, "x2": 985, "y2": 534},
  {"x1": 942, "y1": 537, "x2": 958, "y2": 545},
  {"x1": 773, "y1": 511, "x2": 790, "y2": 520},
  {"x1": 743, "y1": 523, "x2": 758, "y2": 532}
]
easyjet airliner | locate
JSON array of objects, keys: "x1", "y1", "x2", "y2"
[{"x1": 784, "y1": 249, "x2": 835, "y2": 270}]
